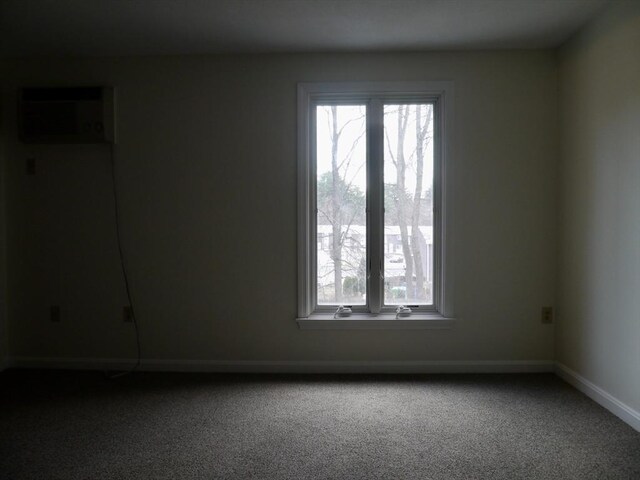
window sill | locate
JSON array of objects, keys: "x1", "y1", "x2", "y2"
[{"x1": 296, "y1": 314, "x2": 456, "y2": 330}]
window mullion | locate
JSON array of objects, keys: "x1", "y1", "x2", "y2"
[{"x1": 367, "y1": 99, "x2": 384, "y2": 313}]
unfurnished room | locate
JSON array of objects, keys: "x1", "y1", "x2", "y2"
[{"x1": 0, "y1": 1, "x2": 639, "y2": 479}]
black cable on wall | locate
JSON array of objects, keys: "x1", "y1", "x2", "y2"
[{"x1": 106, "y1": 144, "x2": 141, "y2": 379}]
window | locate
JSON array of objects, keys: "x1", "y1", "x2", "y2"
[{"x1": 297, "y1": 82, "x2": 454, "y2": 328}]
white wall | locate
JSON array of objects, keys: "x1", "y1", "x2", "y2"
[
  {"x1": 1, "y1": 52, "x2": 558, "y2": 364},
  {"x1": 558, "y1": 2, "x2": 640, "y2": 411},
  {"x1": 0, "y1": 102, "x2": 6, "y2": 369}
]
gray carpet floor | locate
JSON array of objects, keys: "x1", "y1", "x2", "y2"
[{"x1": 0, "y1": 371, "x2": 638, "y2": 479}]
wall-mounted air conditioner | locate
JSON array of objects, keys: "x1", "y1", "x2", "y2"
[{"x1": 18, "y1": 86, "x2": 115, "y2": 144}]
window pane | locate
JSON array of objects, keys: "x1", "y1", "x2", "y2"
[
  {"x1": 383, "y1": 104, "x2": 434, "y2": 305},
  {"x1": 316, "y1": 105, "x2": 367, "y2": 305}
]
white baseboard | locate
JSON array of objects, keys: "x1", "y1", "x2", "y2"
[
  {"x1": 7, "y1": 357, "x2": 554, "y2": 374},
  {"x1": 555, "y1": 362, "x2": 640, "y2": 432}
]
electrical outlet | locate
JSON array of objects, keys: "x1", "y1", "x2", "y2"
[
  {"x1": 123, "y1": 306, "x2": 134, "y2": 323},
  {"x1": 541, "y1": 306, "x2": 553, "y2": 324},
  {"x1": 50, "y1": 305, "x2": 61, "y2": 323},
  {"x1": 26, "y1": 158, "x2": 36, "y2": 175}
]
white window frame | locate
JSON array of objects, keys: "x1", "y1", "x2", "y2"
[{"x1": 297, "y1": 82, "x2": 455, "y2": 329}]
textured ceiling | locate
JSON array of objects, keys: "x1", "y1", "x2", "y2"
[{"x1": 0, "y1": 0, "x2": 611, "y2": 57}]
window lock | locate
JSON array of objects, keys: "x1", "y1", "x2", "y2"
[
  {"x1": 334, "y1": 305, "x2": 353, "y2": 318},
  {"x1": 395, "y1": 305, "x2": 412, "y2": 318}
]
